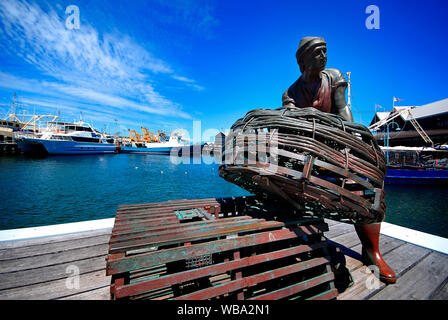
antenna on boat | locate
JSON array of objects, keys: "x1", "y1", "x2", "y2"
[
  {"x1": 10, "y1": 92, "x2": 17, "y2": 122},
  {"x1": 345, "y1": 72, "x2": 351, "y2": 109}
]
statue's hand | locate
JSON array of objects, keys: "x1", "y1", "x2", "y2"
[{"x1": 282, "y1": 103, "x2": 297, "y2": 110}]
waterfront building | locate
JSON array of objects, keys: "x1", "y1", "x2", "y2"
[{"x1": 370, "y1": 98, "x2": 448, "y2": 147}]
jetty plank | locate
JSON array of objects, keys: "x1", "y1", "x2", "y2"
[
  {"x1": 336, "y1": 240, "x2": 405, "y2": 300},
  {"x1": 328, "y1": 231, "x2": 363, "y2": 249},
  {"x1": 0, "y1": 270, "x2": 110, "y2": 300},
  {"x1": 430, "y1": 281, "x2": 448, "y2": 300},
  {"x1": 337, "y1": 265, "x2": 386, "y2": 300},
  {"x1": 0, "y1": 243, "x2": 109, "y2": 273},
  {"x1": 370, "y1": 251, "x2": 448, "y2": 300},
  {"x1": 59, "y1": 286, "x2": 111, "y2": 300},
  {"x1": 338, "y1": 241, "x2": 428, "y2": 300},
  {"x1": 0, "y1": 214, "x2": 447, "y2": 300},
  {"x1": 0, "y1": 228, "x2": 112, "y2": 250},
  {"x1": 380, "y1": 243, "x2": 432, "y2": 277},
  {"x1": 0, "y1": 234, "x2": 110, "y2": 261},
  {"x1": 0, "y1": 255, "x2": 107, "y2": 290},
  {"x1": 324, "y1": 222, "x2": 355, "y2": 239}
]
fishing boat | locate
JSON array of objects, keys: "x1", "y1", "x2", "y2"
[
  {"x1": 15, "y1": 121, "x2": 116, "y2": 155},
  {"x1": 120, "y1": 128, "x2": 204, "y2": 156},
  {"x1": 1, "y1": 94, "x2": 59, "y2": 153},
  {"x1": 382, "y1": 146, "x2": 448, "y2": 184}
]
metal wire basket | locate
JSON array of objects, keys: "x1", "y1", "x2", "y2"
[{"x1": 219, "y1": 107, "x2": 387, "y2": 225}]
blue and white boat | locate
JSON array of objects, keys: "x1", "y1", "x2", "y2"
[
  {"x1": 121, "y1": 131, "x2": 203, "y2": 156},
  {"x1": 15, "y1": 121, "x2": 116, "y2": 155},
  {"x1": 382, "y1": 146, "x2": 448, "y2": 184}
]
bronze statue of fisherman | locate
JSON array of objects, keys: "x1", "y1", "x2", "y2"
[{"x1": 282, "y1": 36, "x2": 396, "y2": 284}]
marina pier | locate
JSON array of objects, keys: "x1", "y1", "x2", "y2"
[{"x1": 0, "y1": 205, "x2": 447, "y2": 300}]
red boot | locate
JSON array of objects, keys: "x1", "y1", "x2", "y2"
[{"x1": 354, "y1": 223, "x2": 397, "y2": 284}]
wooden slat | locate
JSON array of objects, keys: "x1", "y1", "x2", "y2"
[
  {"x1": 0, "y1": 228, "x2": 112, "y2": 250},
  {"x1": 107, "y1": 227, "x2": 313, "y2": 275},
  {"x1": 430, "y1": 281, "x2": 448, "y2": 300},
  {"x1": 336, "y1": 265, "x2": 385, "y2": 300},
  {"x1": 118, "y1": 198, "x2": 219, "y2": 211},
  {"x1": 324, "y1": 218, "x2": 343, "y2": 227},
  {"x1": 115, "y1": 242, "x2": 327, "y2": 298},
  {"x1": 58, "y1": 286, "x2": 111, "y2": 300},
  {"x1": 337, "y1": 239, "x2": 428, "y2": 300},
  {"x1": 249, "y1": 272, "x2": 335, "y2": 300},
  {"x1": 307, "y1": 288, "x2": 339, "y2": 300},
  {"x1": 117, "y1": 198, "x2": 215, "y2": 209},
  {"x1": 116, "y1": 204, "x2": 220, "y2": 217},
  {"x1": 370, "y1": 252, "x2": 448, "y2": 300},
  {"x1": 0, "y1": 234, "x2": 110, "y2": 261},
  {"x1": 113, "y1": 215, "x2": 179, "y2": 227},
  {"x1": 0, "y1": 270, "x2": 110, "y2": 300},
  {"x1": 115, "y1": 211, "x2": 179, "y2": 220},
  {"x1": 111, "y1": 216, "x2": 252, "y2": 237},
  {"x1": 109, "y1": 220, "x2": 285, "y2": 254},
  {"x1": 327, "y1": 231, "x2": 362, "y2": 249},
  {"x1": 378, "y1": 243, "x2": 432, "y2": 277},
  {"x1": 0, "y1": 255, "x2": 107, "y2": 290},
  {"x1": 324, "y1": 222, "x2": 355, "y2": 239},
  {"x1": 172, "y1": 257, "x2": 331, "y2": 300},
  {"x1": 0, "y1": 243, "x2": 109, "y2": 273},
  {"x1": 112, "y1": 219, "x2": 180, "y2": 233},
  {"x1": 109, "y1": 218, "x2": 264, "y2": 245}
]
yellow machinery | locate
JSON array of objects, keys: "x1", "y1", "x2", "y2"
[
  {"x1": 141, "y1": 127, "x2": 159, "y2": 143},
  {"x1": 129, "y1": 127, "x2": 167, "y2": 144},
  {"x1": 128, "y1": 129, "x2": 142, "y2": 143}
]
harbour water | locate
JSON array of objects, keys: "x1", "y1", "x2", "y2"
[{"x1": 1, "y1": 154, "x2": 447, "y2": 238}]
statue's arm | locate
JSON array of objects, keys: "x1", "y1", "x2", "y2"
[
  {"x1": 282, "y1": 88, "x2": 296, "y2": 109},
  {"x1": 329, "y1": 69, "x2": 354, "y2": 122},
  {"x1": 334, "y1": 86, "x2": 354, "y2": 122}
]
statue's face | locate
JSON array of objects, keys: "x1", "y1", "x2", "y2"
[{"x1": 302, "y1": 45, "x2": 327, "y2": 72}]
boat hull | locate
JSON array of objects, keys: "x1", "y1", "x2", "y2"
[
  {"x1": 120, "y1": 144, "x2": 204, "y2": 156},
  {"x1": 385, "y1": 167, "x2": 448, "y2": 184},
  {"x1": 121, "y1": 146, "x2": 175, "y2": 155},
  {"x1": 16, "y1": 138, "x2": 48, "y2": 154},
  {"x1": 23, "y1": 138, "x2": 116, "y2": 155}
]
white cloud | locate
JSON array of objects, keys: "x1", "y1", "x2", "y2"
[
  {"x1": 0, "y1": 0, "x2": 200, "y2": 120},
  {"x1": 172, "y1": 75, "x2": 205, "y2": 91}
]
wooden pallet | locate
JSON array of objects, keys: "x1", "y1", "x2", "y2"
[{"x1": 106, "y1": 197, "x2": 338, "y2": 300}]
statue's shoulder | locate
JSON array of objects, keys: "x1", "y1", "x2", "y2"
[{"x1": 323, "y1": 68, "x2": 347, "y2": 88}]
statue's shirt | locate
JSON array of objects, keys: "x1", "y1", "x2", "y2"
[{"x1": 282, "y1": 68, "x2": 347, "y2": 114}]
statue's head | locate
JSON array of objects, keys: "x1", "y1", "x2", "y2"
[{"x1": 296, "y1": 37, "x2": 327, "y2": 73}]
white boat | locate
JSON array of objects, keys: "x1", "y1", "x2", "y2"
[
  {"x1": 15, "y1": 121, "x2": 116, "y2": 155},
  {"x1": 121, "y1": 130, "x2": 203, "y2": 155}
]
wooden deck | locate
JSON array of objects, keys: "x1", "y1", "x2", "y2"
[{"x1": 0, "y1": 219, "x2": 447, "y2": 300}]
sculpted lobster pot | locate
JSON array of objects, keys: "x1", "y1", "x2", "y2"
[{"x1": 219, "y1": 107, "x2": 387, "y2": 225}]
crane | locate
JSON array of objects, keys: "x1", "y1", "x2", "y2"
[
  {"x1": 141, "y1": 127, "x2": 159, "y2": 142},
  {"x1": 128, "y1": 129, "x2": 142, "y2": 143}
]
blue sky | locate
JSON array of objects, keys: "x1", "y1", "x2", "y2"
[{"x1": 0, "y1": 0, "x2": 447, "y2": 140}]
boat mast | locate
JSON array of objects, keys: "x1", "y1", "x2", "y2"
[{"x1": 345, "y1": 72, "x2": 351, "y2": 109}]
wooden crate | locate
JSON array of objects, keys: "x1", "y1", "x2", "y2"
[{"x1": 106, "y1": 197, "x2": 338, "y2": 300}]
